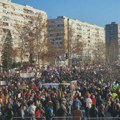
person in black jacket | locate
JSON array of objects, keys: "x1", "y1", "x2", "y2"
[
  {"x1": 5, "y1": 104, "x2": 13, "y2": 120},
  {"x1": 56, "y1": 102, "x2": 68, "y2": 120},
  {"x1": 89, "y1": 105, "x2": 98, "y2": 118},
  {"x1": 98, "y1": 104, "x2": 105, "y2": 117}
]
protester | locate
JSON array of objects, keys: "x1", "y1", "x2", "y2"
[
  {"x1": 46, "y1": 101, "x2": 53, "y2": 120},
  {"x1": 28, "y1": 101, "x2": 36, "y2": 120},
  {"x1": 72, "y1": 106, "x2": 82, "y2": 120},
  {"x1": 89, "y1": 104, "x2": 98, "y2": 117},
  {"x1": 0, "y1": 65, "x2": 119, "y2": 120},
  {"x1": 56, "y1": 101, "x2": 68, "y2": 120}
]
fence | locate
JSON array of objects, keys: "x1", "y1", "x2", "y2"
[
  {"x1": 52, "y1": 116, "x2": 81, "y2": 120},
  {"x1": 0, "y1": 116, "x2": 119, "y2": 120},
  {"x1": 52, "y1": 117, "x2": 120, "y2": 120},
  {"x1": 0, "y1": 116, "x2": 6, "y2": 120},
  {"x1": 86, "y1": 117, "x2": 120, "y2": 120},
  {"x1": 11, "y1": 116, "x2": 46, "y2": 120}
]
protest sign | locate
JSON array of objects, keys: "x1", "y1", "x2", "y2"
[
  {"x1": 20, "y1": 72, "x2": 35, "y2": 78},
  {"x1": 0, "y1": 81, "x2": 6, "y2": 86}
]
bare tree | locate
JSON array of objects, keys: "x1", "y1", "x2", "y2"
[
  {"x1": 68, "y1": 24, "x2": 85, "y2": 66},
  {"x1": 92, "y1": 41, "x2": 105, "y2": 65},
  {"x1": 105, "y1": 40, "x2": 119, "y2": 86},
  {"x1": 44, "y1": 42, "x2": 64, "y2": 65},
  {"x1": 14, "y1": 24, "x2": 29, "y2": 66},
  {"x1": 71, "y1": 41, "x2": 84, "y2": 56},
  {"x1": 15, "y1": 13, "x2": 47, "y2": 66},
  {"x1": 30, "y1": 14, "x2": 47, "y2": 66},
  {"x1": 1, "y1": 29, "x2": 13, "y2": 68},
  {"x1": 106, "y1": 40, "x2": 118, "y2": 64}
]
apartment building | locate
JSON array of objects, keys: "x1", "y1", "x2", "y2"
[
  {"x1": 0, "y1": 0, "x2": 47, "y2": 63},
  {"x1": 105, "y1": 22, "x2": 120, "y2": 64},
  {"x1": 48, "y1": 16, "x2": 105, "y2": 64}
]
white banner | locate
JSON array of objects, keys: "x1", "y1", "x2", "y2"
[
  {"x1": 20, "y1": 72, "x2": 35, "y2": 78},
  {"x1": 0, "y1": 81, "x2": 6, "y2": 86},
  {"x1": 42, "y1": 83, "x2": 60, "y2": 88}
]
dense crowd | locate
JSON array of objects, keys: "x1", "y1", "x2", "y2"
[{"x1": 0, "y1": 65, "x2": 120, "y2": 120}]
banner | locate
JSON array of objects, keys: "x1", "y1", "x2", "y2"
[
  {"x1": 42, "y1": 83, "x2": 60, "y2": 88},
  {"x1": 20, "y1": 72, "x2": 35, "y2": 78},
  {"x1": 0, "y1": 81, "x2": 6, "y2": 86}
]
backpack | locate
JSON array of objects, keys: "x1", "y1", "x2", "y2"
[
  {"x1": 47, "y1": 107, "x2": 53, "y2": 117},
  {"x1": 73, "y1": 100, "x2": 81, "y2": 109}
]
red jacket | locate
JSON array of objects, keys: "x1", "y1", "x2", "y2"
[
  {"x1": 35, "y1": 110, "x2": 41, "y2": 118},
  {"x1": 92, "y1": 98, "x2": 96, "y2": 106}
]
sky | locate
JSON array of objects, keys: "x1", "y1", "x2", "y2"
[{"x1": 12, "y1": 0, "x2": 120, "y2": 26}]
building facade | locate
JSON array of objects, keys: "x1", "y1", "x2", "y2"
[
  {"x1": 0, "y1": 0, "x2": 47, "y2": 64},
  {"x1": 105, "y1": 22, "x2": 120, "y2": 64},
  {"x1": 48, "y1": 16, "x2": 105, "y2": 64}
]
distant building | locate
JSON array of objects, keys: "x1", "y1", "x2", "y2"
[
  {"x1": 0, "y1": 0, "x2": 47, "y2": 63},
  {"x1": 48, "y1": 16, "x2": 105, "y2": 64},
  {"x1": 105, "y1": 22, "x2": 120, "y2": 63}
]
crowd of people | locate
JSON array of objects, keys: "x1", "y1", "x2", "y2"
[{"x1": 0, "y1": 65, "x2": 120, "y2": 120}]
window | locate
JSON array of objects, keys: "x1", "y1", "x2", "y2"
[
  {"x1": 88, "y1": 36, "x2": 90, "y2": 39},
  {"x1": 2, "y1": 22, "x2": 8, "y2": 26},
  {"x1": 56, "y1": 33, "x2": 59, "y2": 36},
  {"x1": 60, "y1": 42, "x2": 63, "y2": 45}
]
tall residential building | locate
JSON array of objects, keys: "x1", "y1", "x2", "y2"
[
  {"x1": 0, "y1": 0, "x2": 47, "y2": 63},
  {"x1": 105, "y1": 22, "x2": 120, "y2": 63},
  {"x1": 48, "y1": 16, "x2": 105, "y2": 64}
]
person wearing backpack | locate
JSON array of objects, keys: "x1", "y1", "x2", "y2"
[
  {"x1": 56, "y1": 102, "x2": 68, "y2": 120},
  {"x1": 72, "y1": 97, "x2": 82, "y2": 113},
  {"x1": 46, "y1": 101, "x2": 54, "y2": 120},
  {"x1": 89, "y1": 104, "x2": 98, "y2": 118},
  {"x1": 110, "y1": 100, "x2": 118, "y2": 117}
]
